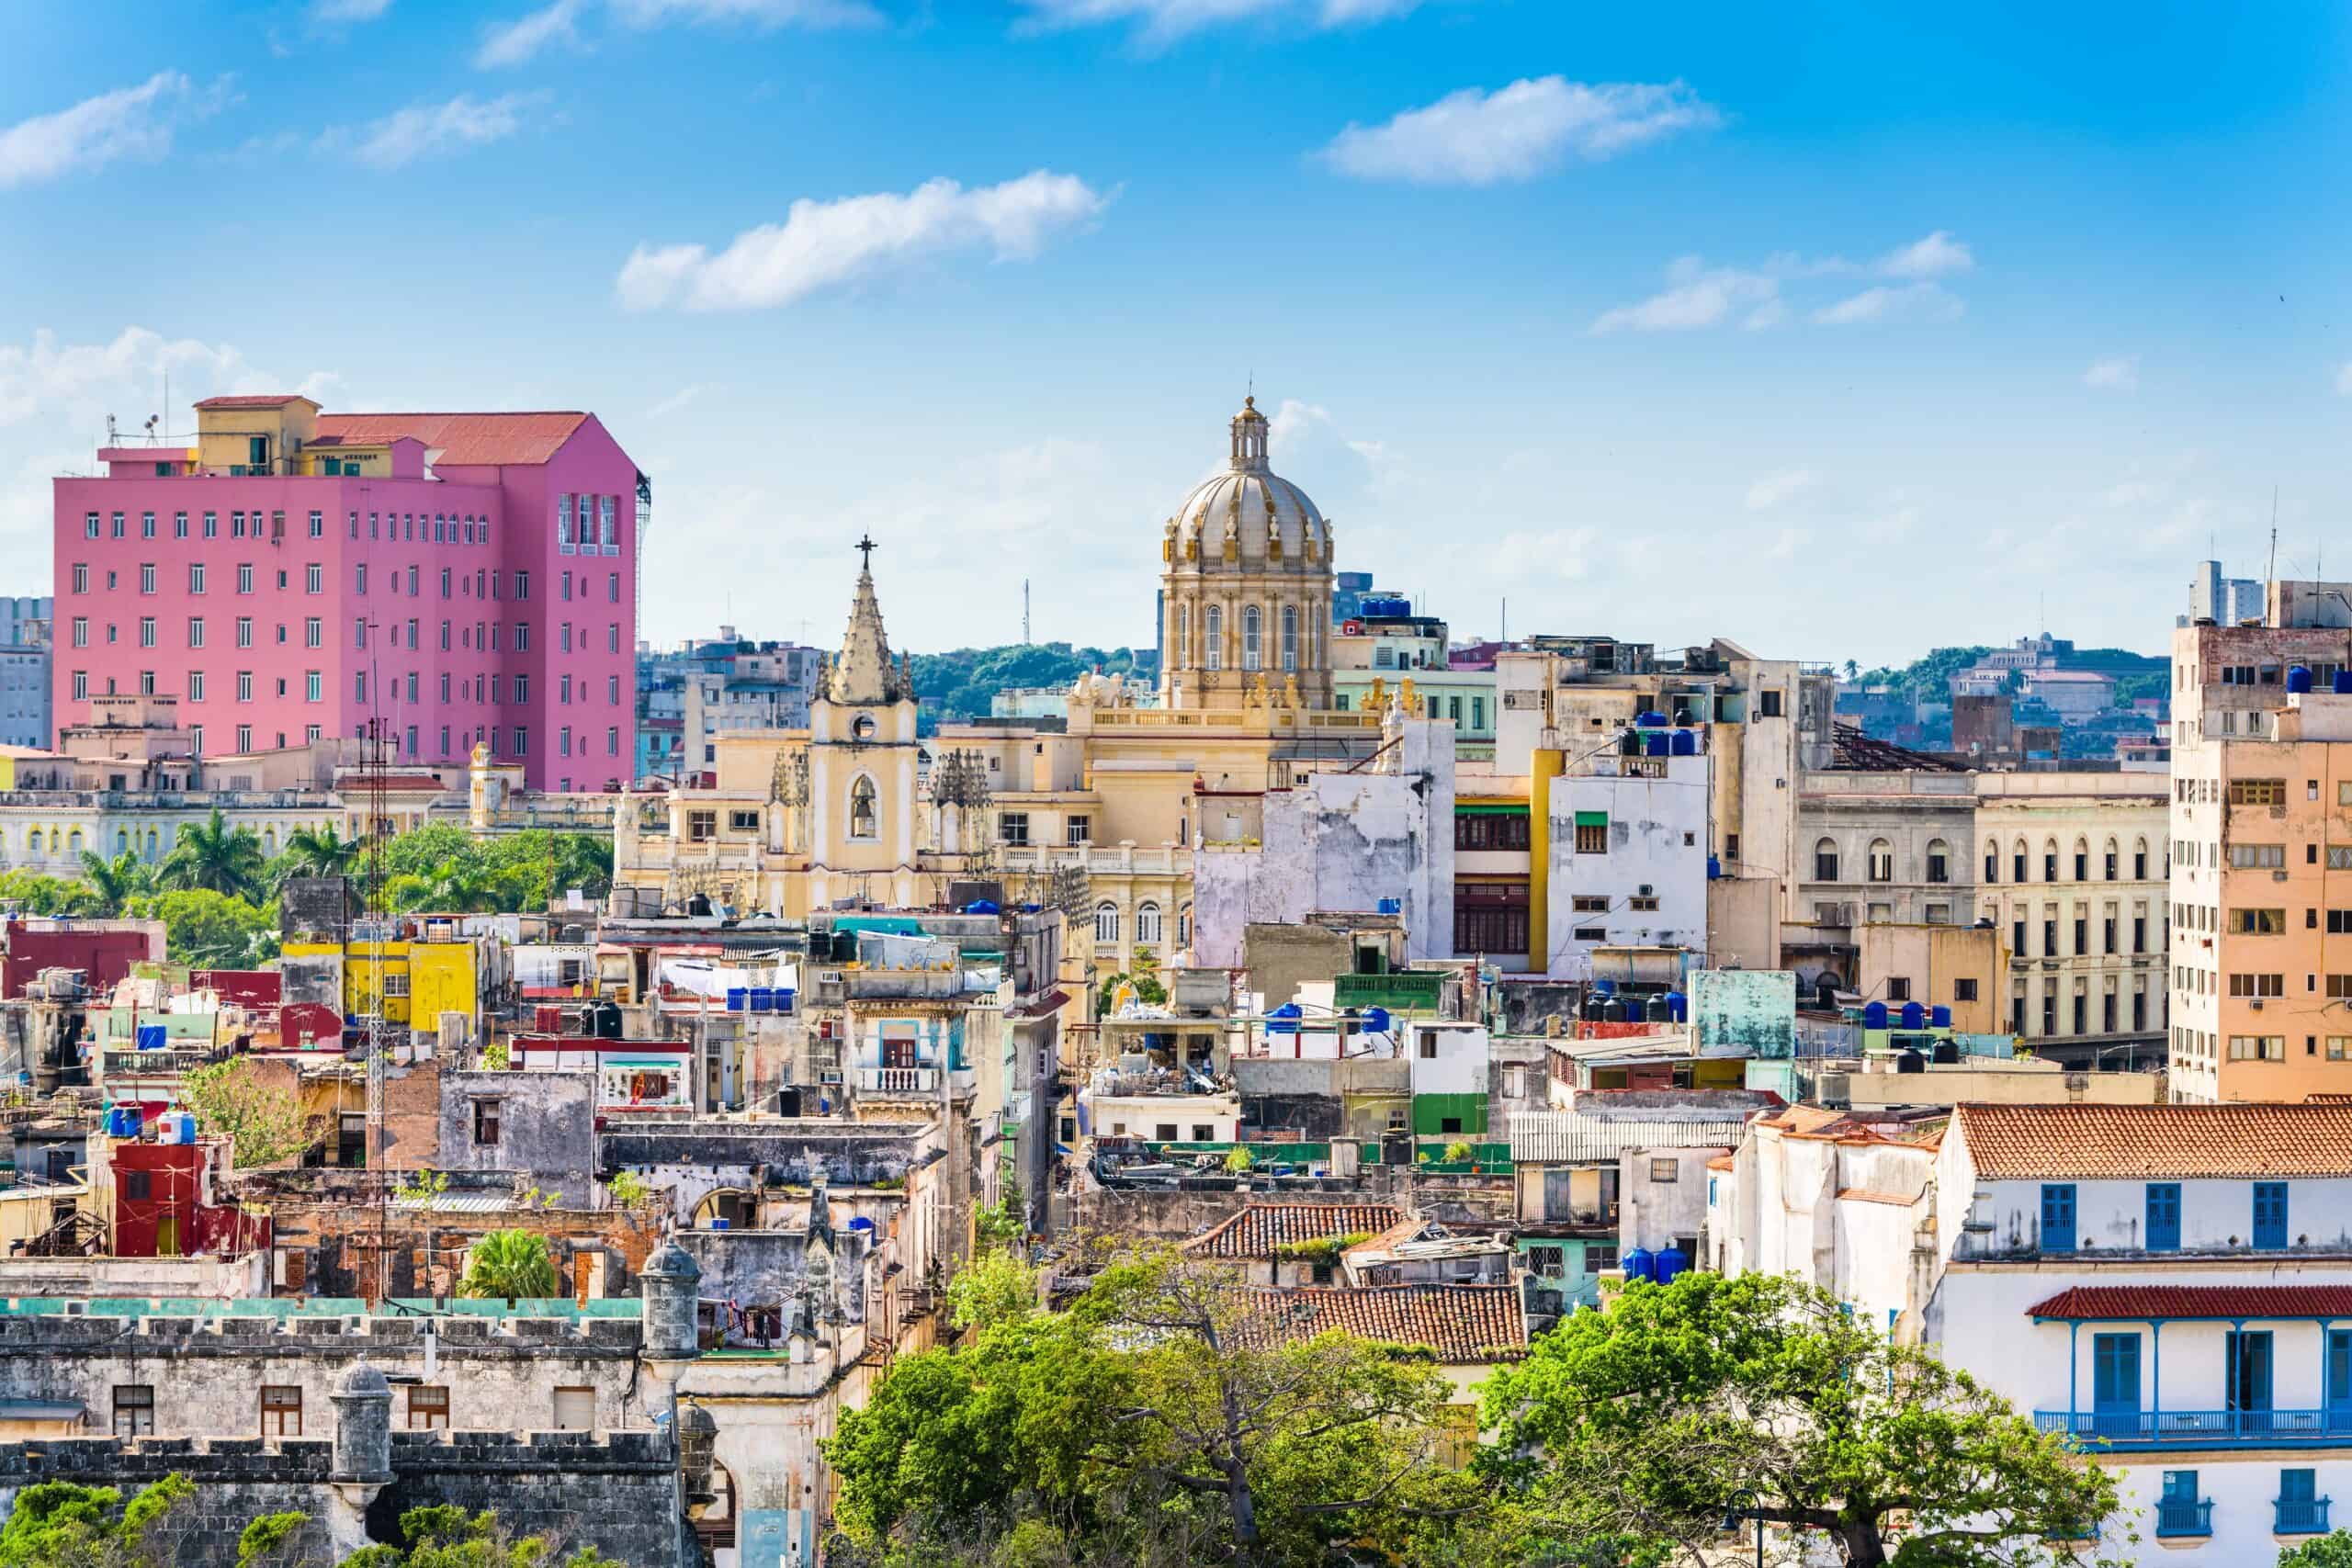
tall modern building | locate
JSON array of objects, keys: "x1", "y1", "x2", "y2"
[
  {"x1": 52, "y1": 396, "x2": 644, "y2": 790},
  {"x1": 0, "y1": 596, "x2": 53, "y2": 749}
]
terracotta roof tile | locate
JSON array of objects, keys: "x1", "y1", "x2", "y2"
[
  {"x1": 2027, "y1": 1285, "x2": 2352, "y2": 1322},
  {"x1": 314, "y1": 412, "x2": 590, "y2": 467},
  {"x1": 1238, "y1": 1283, "x2": 1527, "y2": 1362},
  {"x1": 1183, "y1": 1203, "x2": 1403, "y2": 1260},
  {"x1": 1956, "y1": 1102, "x2": 2352, "y2": 1180}
]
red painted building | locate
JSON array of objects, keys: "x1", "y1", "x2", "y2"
[
  {"x1": 0, "y1": 919, "x2": 164, "y2": 998},
  {"x1": 108, "y1": 1138, "x2": 271, "y2": 1258}
]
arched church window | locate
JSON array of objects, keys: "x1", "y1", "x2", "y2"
[
  {"x1": 1136, "y1": 902, "x2": 1163, "y2": 946},
  {"x1": 1243, "y1": 606, "x2": 1262, "y2": 671},
  {"x1": 1095, "y1": 901, "x2": 1121, "y2": 944},
  {"x1": 849, "y1": 775, "x2": 878, "y2": 840},
  {"x1": 1205, "y1": 607, "x2": 1223, "y2": 671},
  {"x1": 1281, "y1": 605, "x2": 1298, "y2": 671}
]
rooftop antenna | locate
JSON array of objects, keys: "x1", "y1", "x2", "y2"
[
  {"x1": 2269, "y1": 491, "x2": 2279, "y2": 595},
  {"x1": 1023, "y1": 578, "x2": 1031, "y2": 645}
]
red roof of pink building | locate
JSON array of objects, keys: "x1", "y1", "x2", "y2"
[{"x1": 315, "y1": 412, "x2": 591, "y2": 467}]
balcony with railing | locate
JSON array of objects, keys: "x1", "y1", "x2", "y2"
[
  {"x1": 2277, "y1": 1496, "x2": 2332, "y2": 1535},
  {"x1": 2153, "y1": 1497, "x2": 2211, "y2": 1539},
  {"x1": 2035, "y1": 1408, "x2": 2352, "y2": 1451},
  {"x1": 857, "y1": 1066, "x2": 938, "y2": 1095}
]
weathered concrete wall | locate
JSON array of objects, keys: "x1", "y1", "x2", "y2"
[
  {"x1": 674, "y1": 1227, "x2": 872, "y2": 1323},
  {"x1": 1548, "y1": 754, "x2": 1709, "y2": 976},
  {"x1": 438, "y1": 1069, "x2": 596, "y2": 1205},
  {"x1": 1194, "y1": 719, "x2": 1456, "y2": 969},
  {"x1": 0, "y1": 1428, "x2": 687, "y2": 1568},
  {"x1": 0, "y1": 1251, "x2": 266, "y2": 1300},
  {"x1": 1690, "y1": 969, "x2": 1797, "y2": 1059},
  {"x1": 1241, "y1": 923, "x2": 1351, "y2": 1010},
  {"x1": 0, "y1": 1312, "x2": 650, "y2": 1439},
  {"x1": 1706, "y1": 875, "x2": 1781, "y2": 971}
]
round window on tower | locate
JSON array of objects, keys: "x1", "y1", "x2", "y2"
[{"x1": 852, "y1": 714, "x2": 876, "y2": 741}]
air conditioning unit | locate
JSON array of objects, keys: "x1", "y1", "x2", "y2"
[{"x1": 1637, "y1": 884, "x2": 1655, "y2": 897}]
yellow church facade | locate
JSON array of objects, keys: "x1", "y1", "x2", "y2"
[{"x1": 613, "y1": 399, "x2": 1385, "y2": 990}]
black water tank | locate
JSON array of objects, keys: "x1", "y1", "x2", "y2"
[
  {"x1": 1894, "y1": 1048, "x2": 1926, "y2": 1074},
  {"x1": 1603, "y1": 999, "x2": 1630, "y2": 1023},
  {"x1": 1931, "y1": 1041, "x2": 1960, "y2": 1065}
]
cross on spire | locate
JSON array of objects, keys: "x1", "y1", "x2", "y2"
[{"x1": 855, "y1": 533, "x2": 877, "y2": 572}]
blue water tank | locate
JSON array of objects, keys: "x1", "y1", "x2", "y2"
[
  {"x1": 1269, "y1": 1002, "x2": 1303, "y2": 1035},
  {"x1": 848, "y1": 1216, "x2": 876, "y2": 1235},
  {"x1": 1594, "y1": 978, "x2": 1616, "y2": 996},
  {"x1": 1363, "y1": 1006, "x2": 1392, "y2": 1035},
  {"x1": 775, "y1": 988, "x2": 797, "y2": 1015},
  {"x1": 749, "y1": 987, "x2": 774, "y2": 1013},
  {"x1": 1645, "y1": 730, "x2": 1670, "y2": 757},
  {"x1": 965, "y1": 898, "x2": 1001, "y2": 914},
  {"x1": 1670, "y1": 729, "x2": 1697, "y2": 756},
  {"x1": 1862, "y1": 1000, "x2": 1889, "y2": 1030},
  {"x1": 1666, "y1": 990, "x2": 1688, "y2": 1023},
  {"x1": 2336, "y1": 671, "x2": 2352, "y2": 695},
  {"x1": 1376, "y1": 896, "x2": 1402, "y2": 915},
  {"x1": 710, "y1": 1218, "x2": 729, "y2": 1231},
  {"x1": 1636, "y1": 710, "x2": 1668, "y2": 728},
  {"x1": 135, "y1": 1023, "x2": 166, "y2": 1052},
  {"x1": 1655, "y1": 1245, "x2": 1689, "y2": 1286},
  {"x1": 1931, "y1": 1004, "x2": 1953, "y2": 1028},
  {"x1": 1707, "y1": 853, "x2": 1722, "y2": 880},
  {"x1": 1900, "y1": 1000, "x2": 1926, "y2": 1031},
  {"x1": 164, "y1": 1111, "x2": 197, "y2": 1145},
  {"x1": 2290, "y1": 665, "x2": 2315, "y2": 694},
  {"x1": 104, "y1": 1106, "x2": 141, "y2": 1138},
  {"x1": 1623, "y1": 1247, "x2": 1657, "y2": 1282},
  {"x1": 725, "y1": 987, "x2": 747, "y2": 1012}
]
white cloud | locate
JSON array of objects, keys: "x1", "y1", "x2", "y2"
[
  {"x1": 0, "y1": 73, "x2": 230, "y2": 189},
  {"x1": 475, "y1": 0, "x2": 587, "y2": 66},
  {"x1": 1319, "y1": 77, "x2": 1720, "y2": 186},
  {"x1": 646, "y1": 384, "x2": 707, "y2": 419},
  {"x1": 1742, "y1": 298, "x2": 1791, "y2": 331},
  {"x1": 1591, "y1": 256, "x2": 1776, "y2": 334},
  {"x1": 1745, "y1": 468, "x2": 1816, "y2": 511},
  {"x1": 312, "y1": 0, "x2": 394, "y2": 17},
  {"x1": 609, "y1": 0, "x2": 881, "y2": 27},
  {"x1": 2335, "y1": 362, "x2": 2352, "y2": 396},
  {"x1": 1811, "y1": 281, "x2": 1963, "y2": 326},
  {"x1": 1767, "y1": 526, "x2": 1807, "y2": 560},
  {"x1": 1490, "y1": 526, "x2": 1598, "y2": 581},
  {"x1": 334, "y1": 92, "x2": 548, "y2": 169},
  {"x1": 1876, "y1": 230, "x2": 1973, "y2": 279},
  {"x1": 1013, "y1": 0, "x2": 1426, "y2": 43},
  {"x1": 616, "y1": 171, "x2": 1111, "y2": 312},
  {"x1": 2083, "y1": 355, "x2": 2139, "y2": 391}
]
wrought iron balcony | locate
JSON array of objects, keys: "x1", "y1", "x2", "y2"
[
  {"x1": 2037, "y1": 1408, "x2": 2352, "y2": 1450},
  {"x1": 2276, "y1": 1496, "x2": 2332, "y2": 1535},
  {"x1": 2153, "y1": 1498, "x2": 2211, "y2": 1539}
]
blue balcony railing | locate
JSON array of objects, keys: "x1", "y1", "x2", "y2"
[
  {"x1": 2277, "y1": 1497, "x2": 2333, "y2": 1535},
  {"x1": 2036, "y1": 1408, "x2": 2352, "y2": 1450},
  {"x1": 2154, "y1": 1498, "x2": 2212, "y2": 1538}
]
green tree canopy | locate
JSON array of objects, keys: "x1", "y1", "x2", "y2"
[
  {"x1": 120, "y1": 888, "x2": 277, "y2": 967},
  {"x1": 159, "y1": 809, "x2": 268, "y2": 900},
  {"x1": 179, "y1": 1057, "x2": 318, "y2": 1168},
  {"x1": 274, "y1": 824, "x2": 362, "y2": 883},
  {"x1": 2281, "y1": 1533, "x2": 2352, "y2": 1567},
  {"x1": 827, "y1": 1247, "x2": 1480, "y2": 1567},
  {"x1": 0, "y1": 1474, "x2": 190, "y2": 1568},
  {"x1": 458, "y1": 1230, "x2": 560, "y2": 1302},
  {"x1": 1476, "y1": 1271, "x2": 2121, "y2": 1567},
  {"x1": 74, "y1": 851, "x2": 159, "y2": 918}
]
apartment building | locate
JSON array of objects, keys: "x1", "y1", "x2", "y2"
[
  {"x1": 1711, "y1": 1101, "x2": 2352, "y2": 1566},
  {"x1": 52, "y1": 395, "x2": 643, "y2": 791},
  {"x1": 0, "y1": 596, "x2": 52, "y2": 749}
]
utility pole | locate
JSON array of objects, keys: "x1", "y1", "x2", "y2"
[{"x1": 1023, "y1": 579, "x2": 1031, "y2": 646}]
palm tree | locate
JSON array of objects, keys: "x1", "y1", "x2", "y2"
[
  {"x1": 276, "y1": 824, "x2": 362, "y2": 884},
  {"x1": 159, "y1": 809, "x2": 267, "y2": 900},
  {"x1": 458, "y1": 1229, "x2": 560, "y2": 1302},
  {"x1": 422, "y1": 857, "x2": 497, "y2": 913},
  {"x1": 74, "y1": 850, "x2": 157, "y2": 917}
]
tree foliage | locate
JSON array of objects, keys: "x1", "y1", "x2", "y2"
[
  {"x1": 159, "y1": 809, "x2": 269, "y2": 900},
  {"x1": 827, "y1": 1247, "x2": 1480, "y2": 1567},
  {"x1": 910, "y1": 644, "x2": 1158, "y2": 728},
  {"x1": 74, "y1": 851, "x2": 160, "y2": 917},
  {"x1": 1476, "y1": 1271, "x2": 2123, "y2": 1568},
  {"x1": 120, "y1": 888, "x2": 278, "y2": 966},
  {"x1": 458, "y1": 1229, "x2": 560, "y2": 1301},
  {"x1": 180, "y1": 1056, "x2": 319, "y2": 1168},
  {"x1": 2281, "y1": 1534, "x2": 2352, "y2": 1568},
  {"x1": 0, "y1": 1475, "x2": 191, "y2": 1568},
  {"x1": 358, "y1": 826, "x2": 613, "y2": 915}
]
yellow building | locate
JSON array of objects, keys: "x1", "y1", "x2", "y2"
[
  {"x1": 615, "y1": 397, "x2": 1385, "y2": 1011},
  {"x1": 280, "y1": 930, "x2": 482, "y2": 1031}
]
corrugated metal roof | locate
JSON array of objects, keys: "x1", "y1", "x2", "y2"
[
  {"x1": 1508, "y1": 1109, "x2": 1749, "y2": 1163},
  {"x1": 392, "y1": 1193, "x2": 516, "y2": 1213}
]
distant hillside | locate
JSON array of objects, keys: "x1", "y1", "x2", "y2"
[
  {"x1": 910, "y1": 643, "x2": 1158, "y2": 728},
  {"x1": 1851, "y1": 643, "x2": 2167, "y2": 705}
]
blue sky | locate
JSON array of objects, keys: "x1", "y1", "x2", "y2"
[{"x1": 5, "y1": 0, "x2": 2351, "y2": 664}]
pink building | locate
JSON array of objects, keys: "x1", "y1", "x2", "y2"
[{"x1": 52, "y1": 396, "x2": 643, "y2": 790}]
